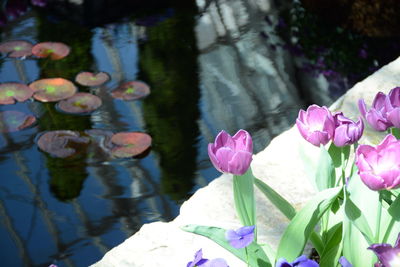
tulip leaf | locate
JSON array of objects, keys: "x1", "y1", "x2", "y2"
[
  {"x1": 315, "y1": 145, "x2": 336, "y2": 191},
  {"x1": 276, "y1": 187, "x2": 341, "y2": 262},
  {"x1": 181, "y1": 225, "x2": 272, "y2": 267},
  {"x1": 233, "y1": 168, "x2": 256, "y2": 228},
  {"x1": 254, "y1": 178, "x2": 296, "y2": 220},
  {"x1": 328, "y1": 143, "x2": 350, "y2": 168},
  {"x1": 319, "y1": 223, "x2": 343, "y2": 267}
]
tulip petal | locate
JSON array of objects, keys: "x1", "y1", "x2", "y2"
[
  {"x1": 215, "y1": 147, "x2": 235, "y2": 173},
  {"x1": 359, "y1": 172, "x2": 386, "y2": 190},
  {"x1": 208, "y1": 144, "x2": 222, "y2": 173},
  {"x1": 232, "y1": 129, "x2": 252, "y2": 153},
  {"x1": 358, "y1": 99, "x2": 367, "y2": 119},
  {"x1": 387, "y1": 108, "x2": 400, "y2": 128},
  {"x1": 215, "y1": 130, "x2": 234, "y2": 149},
  {"x1": 228, "y1": 150, "x2": 252, "y2": 175}
]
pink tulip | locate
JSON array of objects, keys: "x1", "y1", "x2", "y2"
[
  {"x1": 208, "y1": 130, "x2": 253, "y2": 175},
  {"x1": 358, "y1": 92, "x2": 393, "y2": 131},
  {"x1": 296, "y1": 105, "x2": 335, "y2": 146},
  {"x1": 355, "y1": 134, "x2": 400, "y2": 190},
  {"x1": 385, "y1": 87, "x2": 400, "y2": 128},
  {"x1": 333, "y1": 112, "x2": 364, "y2": 147}
]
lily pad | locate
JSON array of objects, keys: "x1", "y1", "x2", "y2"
[
  {"x1": 111, "y1": 81, "x2": 150, "y2": 100},
  {"x1": 37, "y1": 130, "x2": 90, "y2": 158},
  {"x1": 0, "y1": 82, "x2": 34, "y2": 104},
  {"x1": 31, "y1": 42, "x2": 70, "y2": 60},
  {"x1": 111, "y1": 132, "x2": 152, "y2": 158},
  {"x1": 0, "y1": 40, "x2": 33, "y2": 58},
  {"x1": 75, "y1": 71, "x2": 110, "y2": 87},
  {"x1": 29, "y1": 78, "x2": 77, "y2": 102},
  {"x1": 0, "y1": 110, "x2": 36, "y2": 132},
  {"x1": 57, "y1": 92, "x2": 102, "y2": 114}
]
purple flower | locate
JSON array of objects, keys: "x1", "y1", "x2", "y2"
[
  {"x1": 338, "y1": 256, "x2": 353, "y2": 267},
  {"x1": 204, "y1": 258, "x2": 229, "y2": 267},
  {"x1": 368, "y1": 233, "x2": 400, "y2": 267},
  {"x1": 358, "y1": 92, "x2": 393, "y2": 131},
  {"x1": 187, "y1": 249, "x2": 208, "y2": 267},
  {"x1": 225, "y1": 225, "x2": 255, "y2": 249},
  {"x1": 31, "y1": 0, "x2": 47, "y2": 7},
  {"x1": 359, "y1": 48, "x2": 368, "y2": 59},
  {"x1": 355, "y1": 134, "x2": 400, "y2": 190},
  {"x1": 276, "y1": 255, "x2": 319, "y2": 267},
  {"x1": 208, "y1": 130, "x2": 253, "y2": 175},
  {"x1": 385, "y1": 87, "x2": 400, "y2": 128},
  {"x1": 296, "y1": 105, "x2": 335, "y2": 146},
  {"x1": 332, "y1": 112, "x2": 364, "y2": 147}
]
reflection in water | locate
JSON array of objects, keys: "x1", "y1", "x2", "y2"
[{"x1": 140, "y1": 4, "x2": 200, "y2": 201}]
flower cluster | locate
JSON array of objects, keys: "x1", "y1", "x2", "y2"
[{"x1": 296, "y1": 104, "x2": 363, "y2": 147}]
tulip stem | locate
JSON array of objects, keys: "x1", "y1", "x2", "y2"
[
  {"x1": 375, "y1": 192, "x2": 383, "y2": 243},
  {"x1": 245, "y1": 247, "x2": 250, "y2": 267}
]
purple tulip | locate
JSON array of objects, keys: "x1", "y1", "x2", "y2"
[
  {"x1": 225, "y1": 225, "x2": 255, "y2": 249},
  {"x1": 187, "y1": 249, "x2": 208, "y2": 267},
  {"x1": 368, "y1": 233, "x2": 400, "y2": 267},
  {"x1": 275, "y1": 255, "x2": 319, "y2": 267},
  {"x1": 358, "y1": 92, "x2": 393, "y2": 131},
  {"x1": 208, "y1": 130, "x2": 253, "y2": 175},
  {"x1": 332, "y1": 112, "x2": 364, "y2": 147},
  {"x1": 355, "y1": 134, "x2": 400, "y2": 190},
  {"x1": 385, "y1": 87, "x2": 400, "y2": 128},
  {"x1": 296, "y1": 105, "x2": 335, "y2": 146}
]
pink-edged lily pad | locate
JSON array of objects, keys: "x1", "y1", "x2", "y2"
[
  {"x1": 75, "y1": 71, "x2": 110, "y2": 87},
  {"x1": 0, "y1": 83, "x2": 34, "y2": 104},
  {"x1": 29, "y1": 78, "x2": 77, "y2": 102},
  {"x1": 111, "y1": 81, "x2": 150, "y2": 100},
  {"x1": 37, "y1": 130, "x2": 90, "y2": 158},
  {"x1": 0, "y1": 40, "x2": 33, "y2": 58},
  {"x1": 57, "y1": 92, "x2": 102, "y2": 114},
  {"x1": 0, "y1": 110, "x2": 36, "y2": 132},
  {"x1": 111, "y1": 132, "x2": 152, "y2": 158},
  {"x1": 31, "y1": 42, "x2": 70, "y2": 60}
]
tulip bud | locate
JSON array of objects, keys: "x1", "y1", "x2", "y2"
[
  {"x1": 208, "y1": 130, "x2": 253, "y2": 175},
  {"x1": 358, "y1": 92, "x2": 392, "y2": 131},
  {"x1": 332, "y1": 112, "x2": 364, "y2": 147},
  {"x1": 355, "y1": 134, "x2": 400, "y2": 191},
  {"x1": 296, "y1": 105, "x2": 335, "y2": 146}
]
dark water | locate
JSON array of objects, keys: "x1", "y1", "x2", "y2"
[{"x1": 1, "y1": 1, "x2": 399, "y2": 266}]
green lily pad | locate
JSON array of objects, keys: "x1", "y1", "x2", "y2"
[
  {"x1": 57, "y1": 92, "x2": 102, "y2": 114},
  {"x1": 111, "y1": 81, "x2": 150, "y2": 100},
  {"x1": 29, "y1": 78, "x2": 77, "y2": 102},
  {"x1": 37, "y1": 130, "x2": 90, "y2": 158},
  {"x1": 0, "y1": 83, "x2": 33, "y2": 104},
  {"x1": 75, "y1": 71, "x2": 110, "y2": 86},
  {"x1": 111, "y1": 132, "x2": 152, "y2": 158},
  {"x1": 0, "y1": 40, "x2": 33, "y2": 58},
  {"x1": 31, "y1": 42, "x2": 70, "y2": 60},
  {"x1": 0, "y1": 110, "x2": 36, "y2": 132}
]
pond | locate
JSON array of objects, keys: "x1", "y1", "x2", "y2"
[{"x1": 1, "y1": 0, "x2": 399, "y2": 266}]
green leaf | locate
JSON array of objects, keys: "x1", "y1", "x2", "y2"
[
  {"x1": 276, "y1": 187, "x2": 341, "y2": 262},
  {"x1": 319, "y1": 223, "x2": 342, "y2": 267},
  {"x1": 254, "y1": 178, "x2": 296, "y2": 220},
  {"x1": 327, "y1": 143, "x2": 349, "y2": 168},
  {"x1": 343, "y1": 196, "x2": 374, "y2": 244},
  {"x1": 181, "y1": 225, "x2": 272, "y2": 267},
  {"x1": 233, "y1": 168, "x2": 256, "y2": 227},
  {"x1": 315, "y1": 145, "x2": 336, "y2": 191}
]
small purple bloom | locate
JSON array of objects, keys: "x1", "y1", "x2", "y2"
[
  {"x1": 332, "y1": 112, "x2": 364, "y2": 147},
  {"x1": 369, "y1": 233, "x2": 400, "y2": 267},
  {"x1": 208, "y1": 130, "x2": 253, "y2": 175},
  {"x1": 296, "y1": 105, "x2": 335, "y2": 146},
  {"x1": 225, "y1": 225, "x2": 255, "y2": 249},
  {"x1": 339, "y1": 256, "x2": 353, "y2": 267},
  {"x1": 276, "y1": 255, "x2": 319, "y2": 267},
  {"x1": 204, "y1": 258, "x2": 229, "y2": 267},
  {"x1": 31, "y1": 0, "x2": 47, "y2": 7},
  {"x1": 355, "y1": 134, "x2": 400, "y2": 191},
  {"x1": 358, "y1": 92, "x2": 393, "y2": 131},
  {"x1": 359, "y1": 48, "x2": 368, "y2": 59},
  {"x1": 187, "y1": 249, "x2": 208, "y2": 267}
]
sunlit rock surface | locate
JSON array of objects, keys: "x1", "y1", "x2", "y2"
[{"x1": 91, "y1": 40, "x2": 400, "y2": 267}]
